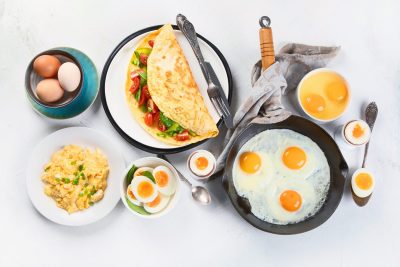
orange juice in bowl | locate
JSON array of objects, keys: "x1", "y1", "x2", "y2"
[{"x1": 297, "y1": 68, "x2": 351, "y2": 123}]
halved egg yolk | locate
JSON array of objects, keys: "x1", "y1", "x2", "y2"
[
  {"x1": 147, "y1": 194, "x2": 161, "y2": 208},
  {"x1": 239, "y1": 152, "x2": 261, "y2": 174},
  {"x1": 327, "y1": 81, "x2": 347, "y2": 102},
  {"x1": 352, "y1": 123, "x2": 365, "y2": 138},
  {"x1": 155, "y1": 171, "x2": 169, "y2": 188},
  {"x1": 282, "y1": 146, "x2": 307, "y2": 170},
  {"x1": 304, "y1": 94, "x2": 326, "y2": 113},
  {"x1": 280, "y1": 190, "x2": 302, "y2": 212},
  {"x1": 195, "y1": 156, "x2": 209, "y2": 170},
  {"x1": 355, "y1": 173, "x2": 373, "y2": 190},
  {"x1": 137, "y1": 181, "x2": 154, "y2": 198}
]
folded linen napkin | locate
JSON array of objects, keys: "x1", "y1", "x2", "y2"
[{"x1": 213, "y1": 43, "x2": 340, "y2": 176}]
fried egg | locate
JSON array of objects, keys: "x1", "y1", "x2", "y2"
[
  {"x1": 131, "y1": 176, "x2": 158, "y2": 203},
  {"x1": 232, "y1": 129, "x2": 330, "y2": 225},
  {"x1": 152, "y1": 166, "x2": 176, "y2": 196},
  {"x1": 144, "y1": 193, "x2": 170, "y2": 213}
]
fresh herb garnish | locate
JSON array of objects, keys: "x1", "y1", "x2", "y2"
[
  {"x1": 126, "y1": 164, "x2": 138, "y2": 184},
  {"x1": 72, "y1": 178, "x2": 79, "y2": 185},
  {"x1": 62, "y1": 178, "x2": 70, "y2": 184},
  {"x1": 89, "y1": 201, "x2": 94, "y2": 206},
  {"x1": 78, "y1": 164, "x2": 85, "y2": 171},
  {"x1": 159, "y1": 112, "x2": 174, "y2": 128},
  {"x1": 70, "y1": 160, "x2": 76, "y2": 165},
  {"x1": 126, "y1": 197, "x2": 150, "y2": 215},
  {"x1": 55, "y1": 178, "x2": 61, "y2": 182},
  {"x1": 44, "y1": 166, "x2": 50, "y2": 172}
]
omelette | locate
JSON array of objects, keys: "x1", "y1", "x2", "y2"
[{"x1": 125, "y1": 24, "x2": 218, "y2": 146}]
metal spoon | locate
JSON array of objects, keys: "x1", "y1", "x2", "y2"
[
  {"x1": 361, "y1": 102, "x2": 378, "y2": 167},
  {"x1": 157, "y1": 154, "x2": 211, "y2": 205}
]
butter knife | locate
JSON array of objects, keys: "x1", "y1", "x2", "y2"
[{"x1": 176, "y1": 14, "x2": 234, "y2": 129}]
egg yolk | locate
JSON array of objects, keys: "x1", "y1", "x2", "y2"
[
  {"x1": 327, "y1": 82, "x2": 348, "y2": 102},
  {"x1": 147, "y1": 194, "x2": 161, "y2": 207},
  {"x1": 195, "y1": 157, "x2": 209, "y2": 170},
  {"x1": 282, "y1": 147, "x2": 307, "y2": 170},
  {"x1": 137, "y1": 181, "x2": 154, "y2": 198},
  {"x1": 355, "y1": 173, "x2": 373, "y2": 190},
  {"x1": 239, "y1": 152, "x2": 261, "y2": 174},
  {"x1": 352, "y1": 123, "x2": 365, "y2": 138},
  {"x1": 155, "y1": 171, "x2": 169, "y2": 188},
  {"x1": 280, "y1": 190, "x2": 302, "y2": 212},
  {"x1": 304, "y1": 94, "x2": 326, "y2": 113}
]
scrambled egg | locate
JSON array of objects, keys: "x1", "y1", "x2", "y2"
[{"x1": 41, "y1": 145, "x2": 109, "y2": 214}]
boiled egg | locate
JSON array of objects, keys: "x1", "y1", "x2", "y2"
[
  {"x1": 152, "y1": 166, "x2": 176, "y2": 196},
  {"x1": 188, "y1": 150, "x2": 216, "y2": 177},
  {"x1": 33, "y1": 55, "x2": 61, "y2": 78},
  {"x1": 58, "y1": 62, "x2": 81, "y2": 92},
  {"x1": 130, "y1": 176, "x2": 158, "y2": 203},
  {"x1": 351, "y1": 168, "x2": 374, "y2": 198},
  {"x1": 344, "y1": 120, "x2": 371, "y2": 146},
  {"x1": 143, "y1": 193, "x2": 170, "y2": 213},
  {"x1": 126, "y1": 185, "x2": 142, "y2": 206},
  {"x1": 36, "y1": 79, "x2": 64, "y2": 103},
  {"x1": 134, "y1": 167, "x2": 154, "y2": 177}
]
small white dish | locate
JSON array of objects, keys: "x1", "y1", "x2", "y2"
[
  {"x1": 26, "y1": 127, "x2": 125, "y2": 226},
  {"x1": 120, "y1": 157, "x2": 181, "y2": 219},
  {"x1": 296, "y1": 68, "x2": 351, "y2": 124},
  {"x1": 187, "y1": 150, "x2": 216, "y2": 180}
]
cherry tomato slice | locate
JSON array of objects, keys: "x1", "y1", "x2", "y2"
[
  {"x1": 130, "y1": 70, "x2": 139, "y2": 80},
  {"x1": 148, "y1": 40, "x2": 154, "y2": 47},
  {"x1": 158, "y1": 121, "x2": 166, "y2": 132},
  {"x1": 175, "y1": 130, "x2": 190, "y2": 141},
  {"x1": 139, "y1": 54, "x2": 148, "y2": 65},
  {"x1": 144, "y1": 112, "x2": 154, "y2": 127},
  {"x1": 129, "y1": 76, "x2": 140, "y2": 94},
  {"x1": 147, "y1": 99, "x2": 159, "y2": 114},
  {"x1": 141, "y1": 85, "x2": 151, "y2": 99},
  {"x1": 138, "y1": 88, "x2": 147, "y2": 106}
]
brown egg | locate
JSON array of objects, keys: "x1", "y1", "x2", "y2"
[
  {"x1": 36, "y1": 79, "x2": 64, "y2": 103},
  {"x1": 33, "y1": 55, "x2": 61, "y2": 78}
]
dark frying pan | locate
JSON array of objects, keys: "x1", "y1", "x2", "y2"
[{"x1": 222, "y1": 115, "x2": 348, "y2": 235}]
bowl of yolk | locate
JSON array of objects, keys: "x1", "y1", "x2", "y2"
[{"x1": 297, "y1": 68, "x2": 350, "y2": 123}]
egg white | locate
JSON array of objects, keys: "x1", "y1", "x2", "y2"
[
  {"x1": 144, "y1": 194, "x2": 170, "y2": 213},
  {"x1": 152, "y1": 166, "x2": 176, "y2": 196},
  {"x1": 131, "y1": 176, "x2": 158, "y2": 203}
]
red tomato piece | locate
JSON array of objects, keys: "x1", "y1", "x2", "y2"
[
  {"x1": 138, "y1": 88, "x2": 147, "y2": 106},
  {"x1": 147, "y1": 99, "x2": 159, "y2": 114},
  {"x1": 139, "y1": 54, "x2": 148, "y2": 65},
  {"x1": 129, "y1": 76, "x2": 140, "y2": 94},
  {"x1": 141, "y1": 85, "x2": 151, "y2": 99},
  {"x1": 175, "y1": 130, "x2": 190, "y2": 141},
  {"x1": 144, "y1": 112, "x2": 154, "y2": 127},
  {"x1": 130, "y1": 70, "x2": 139, "y2": 80},
  {"x1": 148, "y1": 40, "x2": 154, "y2": 47}
]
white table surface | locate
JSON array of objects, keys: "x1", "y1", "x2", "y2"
[{"x1": 1, "y1": 0, "x2": 399, "y2": 266}]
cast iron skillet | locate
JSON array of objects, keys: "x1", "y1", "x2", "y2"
[{"x1": 222, "y1": 115, "x2": 348, "y2": 235}]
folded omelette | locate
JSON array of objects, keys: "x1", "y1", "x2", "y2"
[{"x1": 125, "y1": 24, "x2": 219, "y2": 146}]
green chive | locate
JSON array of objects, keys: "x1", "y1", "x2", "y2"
[{"x1": 89, "y1": 201, "x2": 94, "y2": 206}]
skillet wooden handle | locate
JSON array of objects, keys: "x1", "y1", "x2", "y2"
[{"x1": 259, "y1": 27, "x2": 275, "y2": 70}]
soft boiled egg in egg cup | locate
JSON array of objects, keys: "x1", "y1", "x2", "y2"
[
  {"x1": 351, "y1": 168, "x2": 375, "y2": 207},
  {"x1": 120, "y1": 157, "x2": 180, "y2": 218},
  {"x1": 297, "y1": 68, "x2": 351, "y2": 123}
]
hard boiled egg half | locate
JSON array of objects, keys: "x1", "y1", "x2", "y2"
[
  {"x1": 144, "y1": 193, "x2": 170, "y2": 214},
  {"x1": 152, "y1": 166, "x2": 176, "y2": 196},
  {"x1": 130, "y1": 176, "x2": 158, "y2": 203}
]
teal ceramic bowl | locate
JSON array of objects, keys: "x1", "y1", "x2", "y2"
[{"x1": 25, "y1": 47, "x2": 98, "y2": 119}]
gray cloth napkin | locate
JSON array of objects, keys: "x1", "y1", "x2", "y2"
[{"x1": 213, "y1": 43, "x2": 340, "y2": 176}]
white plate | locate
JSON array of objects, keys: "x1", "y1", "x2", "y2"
[
  {"x1": 101, "y1": 26, "x2": 232, "y2": 153},
  {"x1": 26, "y1": 127, "x2": 125, "y2": 226}
]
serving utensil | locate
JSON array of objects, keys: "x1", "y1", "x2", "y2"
[
  {"x1": 361, "y1": 102, "x2": 378, "y2": 168},
  {"x1": 158, "y1": 154, "x2": 211, "y2": 205},
  {"x1": 259, "y1": 16, "x2": 275, "y2": 70},
  {"x1": 176, "y1": 14, "x2": 234, "y2": 129}
]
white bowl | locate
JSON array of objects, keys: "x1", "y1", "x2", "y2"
[
  {"x1": 120, "y1": 157, "x2": 181, "y2": 219},
  {"x1": 26, "y1": 127, "x2": 125, "y2": 226},
  {"x1": 296, "y1": 68, "x2": 351, "y2": 123}
]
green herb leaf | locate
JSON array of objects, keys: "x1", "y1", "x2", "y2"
[
  {"x1": 72, "y1": 178, "x2": 79, "y2": 185},
  {"x1": 135, "y1": 47, "x2": 152, "y2": 56},
  {"x1": 126, "y1": 197, "x2": 150, "y2": 215},
  {"x1": 188, "y1": 130, "x2": 197, "y2": 137},
  {"x1": 141, "y1": 171, "x2": 156, "y2": 183},
  {"x1": 45, "y1": 166, "x2": 50, "y2": 172},
  {"x1": 126, "y1": 164, "x2": 138, "y2": 184},
  {"x1": 156, "y1": 132, "x2": 167, "y2": 138},
  {"x1": 135, "y1": 87, "x2": 141, "y2": 102},
  {"x1": 70, "y1": 160, "x2": 76, "y2": 165},
  {"x1": 89, "y1": 201, "x2": 94, "y2": 206},
  {"x1": 140, "y1": 104, "x2": 148, "y2": 113},
  {"x1": 55, "y1": 178, "x2": 61, "y2": 182},
  {"x1": 159, "y1": 112, "x2": 174, "y2": 128},
  {"x1": 78, "y1": 164, "x2": 85, "y2": 171},
  {"x1": 62, "y1": 178, "x2": 70, "y2": 184},
  {"x1": 165, "y1": 123, "x2": 184, "y2": 136}
]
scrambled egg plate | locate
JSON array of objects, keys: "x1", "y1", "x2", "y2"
[{"x1": 41, "y1": 145, "x2": 109, "y2": 214}]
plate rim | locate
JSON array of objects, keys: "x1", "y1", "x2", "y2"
[
  {"x1": 26, "y1": 126, "x2": 124, "y2": 226},
  {"x1": 100, "y1": 24, "x2": 233, "y2": 154}
]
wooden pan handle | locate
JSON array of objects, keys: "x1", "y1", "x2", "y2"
[{"x1": 259, "y1": 27, "x2": 275, "y2": 70}]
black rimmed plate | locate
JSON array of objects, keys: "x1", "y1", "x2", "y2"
[{"x1": 100, "y1": 25, "x2": 232, "y2": 154}]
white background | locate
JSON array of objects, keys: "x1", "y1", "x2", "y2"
[{"x1": 1, "y1": 0, "x2": 399, "y2": 266}]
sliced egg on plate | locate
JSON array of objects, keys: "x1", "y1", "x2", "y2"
[
  {"x1": 126, "y1": 185, "x2": 142, "y2": 206},
  {"x1": 152, "y1": 166, "x2": 176, "y2": 196},
  {"x1": 131, "y1": 176, "x2": 158, "y2": 203},
  {"x1": 144, "y1": 193, "x2": 170, "y2": 213}
]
